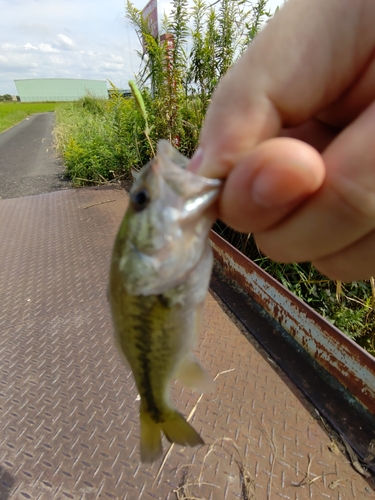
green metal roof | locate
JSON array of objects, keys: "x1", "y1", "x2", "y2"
[{"x1": 14, "y1": 78, "x2": 108, "y2": 102}]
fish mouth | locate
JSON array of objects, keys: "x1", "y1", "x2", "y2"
[
  {"x1": 181, "y1": 186, "x2": 221, "y2": 221},
  {"x1": 152, "y1": 141, "x2": 222, "y2": 220}
]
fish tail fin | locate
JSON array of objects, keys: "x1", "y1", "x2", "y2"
[
  {"x1": 140, "y1": 408, "x2": 163, "y2": 463},
  {"x1": 161, "y1": 410, "x2": 204, "y2": 448},
  {"x1": 139, "y1": 406, "x2": 204, "y2": 463}
]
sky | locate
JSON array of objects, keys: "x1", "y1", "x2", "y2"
[{"x1": 0, "y1": 0, "x2": 283, "y2": 96}]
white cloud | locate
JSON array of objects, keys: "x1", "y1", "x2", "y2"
[
  {"x1": 100, "y1": 61, "x2": 124, "y2": 71},
  {"x1": 109, "y1": 54, "x2": 123, "y2": 63},
  {"x1": 2, "y1": 43, "x2": 16, "y2": 49},
  {"x1": 0, "y1": 0, "x2": 284, "y2": 95},
  {"x1": 38, "y1": 43, "x2": 59, "y2": 53},
  {"x1": 49, "y1": 54, "x2": 65, "y2": 65},
  {"x1": 23, "y1": 42, "x2": 38, "y2": 50},
  {"x1": 57, "y1": 33, "x2": 75, "y2": 49}
]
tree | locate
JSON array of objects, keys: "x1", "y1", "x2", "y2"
[{"x1": 0, "y1": 94, "x2": 13, "y2": 102}]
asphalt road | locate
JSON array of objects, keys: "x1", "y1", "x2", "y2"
[{"x1": 0, "y1": 112, "x2": 71, "y2": 199}]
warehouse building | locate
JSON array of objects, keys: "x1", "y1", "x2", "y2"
[{"x1": 14, "y1": 78, "x2": 108, "y2": 102}]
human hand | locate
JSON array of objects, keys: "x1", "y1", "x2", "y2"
[{"x1": 190, "y1": 0, "x2": 375, "y2": 281}]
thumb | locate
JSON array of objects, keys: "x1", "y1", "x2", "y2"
[{"x1": 217, "y1": 137, "x2": 325, "y2": 233}]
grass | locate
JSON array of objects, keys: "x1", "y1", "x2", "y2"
[
  {"x1": 256, "y1": 258, "x2": 375, "y2": 349},
  {"x1": 54, "y1": 94, "x2": 144, "y2": 186},
  {"x1": 0, "y1": 102, "x2": 57, "y2": 133}
]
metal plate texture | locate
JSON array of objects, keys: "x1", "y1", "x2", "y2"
[
  {"x1": 210, "y1": 233, "x2": 375, "y2": 415},
  {"x1": 0, "y1": 188, "x2": 374, "y2": 500}
]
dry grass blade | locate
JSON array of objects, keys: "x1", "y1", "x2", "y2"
[
  {"x1": 336, "y1": 281, "x2": 342, "y2": 302},
  {"x1": 174, "y1": 468, "x2": 207, "y2": 500},
  {"x1": 196, "y1": 436, "x2": 254, "y2": 500},
  {"x1": 93, "y1": 170, "x2": 108, "y2": 183},
  {"x1": 291, "y1": 453, "x2": 317, "y2": 487},
  {"x1": 197, "y1": 436, "x2": 241, "y2": 484},
  {"x1": 173, "y1": 467, "x2": 218, "y2": 500},
  {"x1": 235, "y1": 458, "x2": 255, "y2": 500},
  {"x1": 73, "y1": 177, "x2": 103, "y2": 185},
  {"x1": 370, "y1": 277, "x2": 375, "y2": 309},
  {"x1": 341, "y1": 434, "x2": 371, "y2": 478},
  {"x1": 278, "y1": 456, "x2": 337, "y2": 490},
  {"x1": 328, "y1": 440, "x2": 340, "y2": 455},
  {"x1": 153, "y1": 368, "x2": 235, "y2": 486},
  {"x1": 329, "y1": 479, "x2": 347, "y2": 490},
  {"x1": 83, "y1": 199, "x2": 116, "y2": 210},
  {"x1": 258, "y1": 422, "x2": 277, "y2": 499}
]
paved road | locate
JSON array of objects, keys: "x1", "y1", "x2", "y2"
[{"x1": 0, "y1": 112, "x2": 71, "y2": 199}]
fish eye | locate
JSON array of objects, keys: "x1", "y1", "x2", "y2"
[{"x1": 131, "y1": 188, "x2": 150, "y2": 212}]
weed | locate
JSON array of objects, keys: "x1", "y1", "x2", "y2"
[
  {"x1": 54, "y1": 94, "x2": 141, "y2": 185},
  {"x1": 254, "y1": 252, "x2": 375, "y2": 350}
]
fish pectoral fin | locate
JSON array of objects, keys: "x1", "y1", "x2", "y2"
[
  {"x1": 140, "y1": 408, "x2": 163, "y2": 463},
  {"x1": 161, "y1": 410, "x2": 204, "y2": 447},
  {"x1": 176, "y1": 355, "x2": 215, "y2": 394}
]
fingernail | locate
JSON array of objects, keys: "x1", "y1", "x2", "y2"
[{"x1": 189, "y1": 147, "x2": 204, "y2": 173}]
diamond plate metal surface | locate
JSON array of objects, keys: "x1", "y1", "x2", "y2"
[{"x1": 0, "y1": 188, "x2": 374, "y2": 500}]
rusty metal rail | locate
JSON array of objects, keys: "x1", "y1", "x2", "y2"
[{"x1": 210, "y1": 231, "x2": 375, "y2": 474}]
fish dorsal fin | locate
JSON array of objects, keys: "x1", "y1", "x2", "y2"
[
  {"x1": 158, "y1": 140, "x2": 190, "y2": 169},
  {"x1": 131, "y1": 167, "x2": 141, "y2": 180}
]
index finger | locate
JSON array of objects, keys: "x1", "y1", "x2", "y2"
[{"x1": 193, "y1": 0, "x2": 375, "y2": 178}]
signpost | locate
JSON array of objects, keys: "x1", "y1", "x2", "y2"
[{"x1": 142, "y1": 0, "x2": 158, "y2": 39}]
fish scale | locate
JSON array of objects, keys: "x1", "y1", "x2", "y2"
[{"x1": 108, "y1": 140, "x2": 222, "y2": 462}]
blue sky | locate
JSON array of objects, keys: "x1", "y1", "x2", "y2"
[{"x1": 0, "y1": 0, "x2": 283, "y2": 95}]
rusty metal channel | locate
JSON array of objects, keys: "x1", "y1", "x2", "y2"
[{"x1": 210, "y1": 231, "x2": 375, "y2": 471}]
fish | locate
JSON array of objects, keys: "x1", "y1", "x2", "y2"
[{"x1": 108, "y1": 140, "x2": 222, "y2": 463}]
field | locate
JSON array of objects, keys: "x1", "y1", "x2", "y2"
[{"x1": 0, "y1": 102, "x2": 57, "y2": 133}]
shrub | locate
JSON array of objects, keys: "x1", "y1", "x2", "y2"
[{"x1": 54, "y1": 93, "x2": 142, "y2": 185}]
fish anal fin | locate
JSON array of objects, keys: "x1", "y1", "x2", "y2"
[
  {"x1": 176, "y1": 354, "x2": 215, "y2": 393},
  {"x1": 161, "y1": 410, "x2": 204, "y2": 447},
  {"x1": 139, "y1": 407, "x2": 163, "y2": 463}
]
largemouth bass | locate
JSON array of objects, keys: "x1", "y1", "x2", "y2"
[{"x1": 108, "y1": 140, "x2": 221, "y2": 463}]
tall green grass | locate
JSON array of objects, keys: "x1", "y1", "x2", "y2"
[
  {"x1": 0, "y1": 102, "x2": 57, "y2": 133},
  {"x1": 54, "y1": 93, "x2": 144, "y2": 185}
]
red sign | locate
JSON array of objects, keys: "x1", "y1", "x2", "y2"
[{"x1": 142, "y1": 0, "x2": 158, "y2": 39}]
